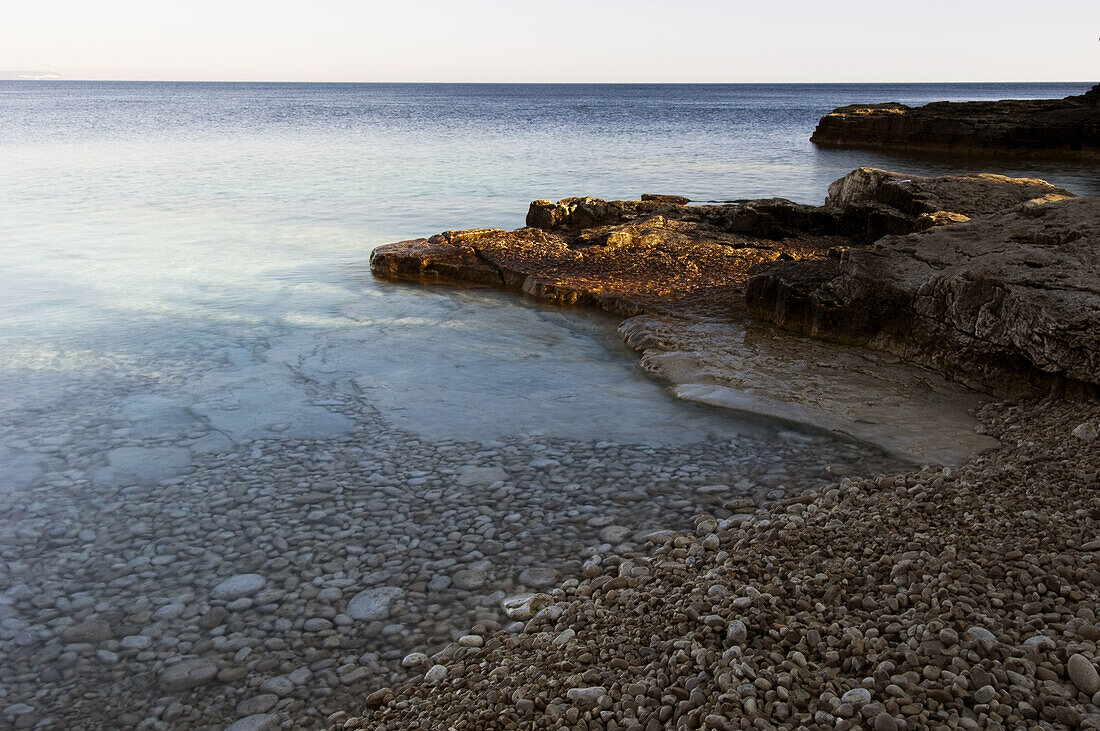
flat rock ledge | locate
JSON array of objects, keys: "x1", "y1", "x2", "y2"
[
  {"x1": 369, "y1": 167, "x2": 1086, "y2": 458},
  {"x1": 746, "y1": 195, "x2": 1100, "y2": 397},
  {"x1": 811, "y1": 84, "x2": 1100, "y2": 159}
]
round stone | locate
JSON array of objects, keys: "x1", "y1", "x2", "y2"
[
  {"x1": 598, "y1": 525, "x2": 631, "y2": 543},
  {"x1": 401, "y1": 652, "x2": 428, "y2": 668},
  {"x1": 1068, "y1": 653, "x2": 1100, "y2": 695},
  {"x1": 211, "y1": 574, "x2": 267, "y2": 601},
  {"x1": 160, "y1": 658, "x2": 218, "y2": 691},
  {"x1": 451, "y1": 569, "x2": 487, "y2": 590},
  {"x1": 841, "y1": 687, "x2": 872, "y2": 705},
  {"x1": 518, "y1": 567, "x2": 559, "y2": 589},
  {"x1": 973, "y1": 685, "x2": 996, "y2": 704},
  {"x1": 965, "y1": 626, "x2": 996, "y2": 642},
  {"x1": 259, "y1": 676, "x2": 294, "y2": 696},
  {"x1": 236, "y1": 694, "x2": 279, "y2": 715},
  {"x1": 226, "y1": 714, "x2": 280, "y2": 731},
  {"x1": 347, "y1": 587, "x2": 404, "y2": 621}
]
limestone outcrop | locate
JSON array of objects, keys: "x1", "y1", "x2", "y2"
[
  {"x1": 811, "y1": 84, "x2": 1100, "y2": 159},
  {"x1": 825, "y1": 167, "x2": 1075, "y2": 242},
  {"x1": 746, "y1": 195, "x2": 1100, "y2": 395},
  {"x1": 371, "y1": 211, "x2": 842, "y2": 319},
  {"x1": 373, "y1": 168, "x2": 1096, "y2": 445}
]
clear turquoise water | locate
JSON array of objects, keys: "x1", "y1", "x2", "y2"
[{"x1": 1, "y1": 81, "x2": 1097, "y2": 474}]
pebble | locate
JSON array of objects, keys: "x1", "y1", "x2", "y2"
[
  {"x1": 225, "y1": 714, "x2": 281, "y2": 731},
  {"x1": 1072, "y1": 421, "x2": 1098, "y2": 442},
  {"x1": 1069, "y1": 653, "x2": 1100, "y2": 695},
  {"x1": 401, "y1": 653, "x2": 428, "y2": 668},
  {"x1": 160, "y1": 659, "x2": 218, "y2": 691},
  {"x1": 451, "y1": 570, "x2": 487, "y2": 591},
  {"x1": 517, "y1": 567, "x2": 559, "y2": 588},
  {"x1": 3, "y1": 704, "x2": 34, "y2": 716},
  {"x1": 259, "y1": 676, "x2": 295, "y2": 696},
  {"x1": 842, "y1": 687, "x2": 872, "y2": 705},
  {"x1": 346, "y1": 587, "x2": 404, "y2": 621},
  {"x1": 424, "y1": 665, "x2": 448, "y2": 684},
  {"x1": 211, "y1": 573, "x2": 267, "y2": 600},
  {"x1": 457, "y1": 635, "x2": 483, "y2": 648},
  {"x1": 566, "y1": 686, "x2": 607, "y2": 706},
  {"x1": 236, "y1": 695, "x2": 279, "y2": 715}
]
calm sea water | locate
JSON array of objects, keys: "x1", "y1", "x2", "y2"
[
  {"x1": 0, "y1": 82, "x2": 1095, "y2": 726},
  {"x1": 2, "y1": 82, "x2": 1096, "y2": 341}
]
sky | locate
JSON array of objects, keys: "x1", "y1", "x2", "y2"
[{"x1": 3, "y1": 0, "x2": 1098, "y2": 82}]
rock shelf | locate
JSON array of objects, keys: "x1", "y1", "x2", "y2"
[{"x1": 811, "y1": 84, "x2": 1100, "y2": 159}]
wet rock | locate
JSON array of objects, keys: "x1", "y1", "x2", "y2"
[
  {"x1": 747, "y1": 195, "x2": 1100, "y2": 395},
  {"x1": 60, "y1": 618, "x2": 112, "y2": 644},
  {"x1": 346, "y1": 587, "x2": 404, "y2": 621},
  {"x1": 517, "y1": 567, "x2": 559, "y2": 588},
  {"x1": 236, "y1": 695, "x2": 279, "y2": 715},
  {"x1": 225, "y1": 714, "x2": 280, "y2": 731},
  {"x1": 211, "y1": 574, "x2": 267, "y2": 601},
  {"x1": 451, "y1": 569, "x2": 486, "y2": 591},
  {"x1": 160, "y1": 658, "x2": 218, "y2": 692},
  {"x1": 500, "y1": 593, "x2": 553, "y2": 621}
]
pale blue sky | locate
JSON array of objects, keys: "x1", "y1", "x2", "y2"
[{"x1": 3, "y1": 0, "x2": 1097, "y2": 82}]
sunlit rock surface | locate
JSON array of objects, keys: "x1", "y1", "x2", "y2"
[{"x1": 369, "y1": 168, "x2": 1086, "y2": 463}]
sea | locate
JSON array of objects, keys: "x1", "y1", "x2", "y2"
[{"x1": 0, "y1": 82, "x2": 1095, "y2": 727}]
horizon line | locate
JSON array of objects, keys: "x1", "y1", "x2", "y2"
[{"x1": 3, "y1": 78, "x2": 1095, "y2": 85}]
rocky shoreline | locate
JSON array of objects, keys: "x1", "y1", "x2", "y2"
[
  {"x1": 353, "y1": 168, "x2": 1100, "y2": 729},
  {"x1": 342, "y1": 396, "x2": 1100, "y2": 731},
  {"x1": 811, "y1": 84, "x2": 1100, "y2": 160}
]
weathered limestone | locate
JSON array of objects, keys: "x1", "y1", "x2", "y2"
[
  {"x1": 812, "y1": 84, "x2": 1100, "y2": 159},
  {"x1": 746, "y1": 195, "x2": 1100, "y2": 395},
  {"x1": 824, "y1": 167, "x2": 1075, "y2": 242},
  {"x1": 371, "y1": 168, "x2": 1091, "y2": 457}
]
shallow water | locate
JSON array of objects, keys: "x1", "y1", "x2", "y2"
[{"x1": 0, "y1": 82, "x2": 1095, "y2": 728}]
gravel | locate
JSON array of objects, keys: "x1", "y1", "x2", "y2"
[{"x1": 343, "y1": 397, "x2": 1100, "y2": 730}]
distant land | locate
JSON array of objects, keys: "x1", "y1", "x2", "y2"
[{"x1": 0, "y1": 70, "x2": 62, "y2": 80}]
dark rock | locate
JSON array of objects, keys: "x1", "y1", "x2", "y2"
[
  {"x1": 698, "y1": 198, "x2": 839, "y2": 239},
  {"x1": 746, "y1": 195, "x2": 1100, "y2": 395},
  {"x1": 825, "y1": 167, "x2": 1074, "y2": 243},
  {"x1": 641, "y1": 193, "x2": 690, "y2": 204},
  {"x1": 811, "y1": 84, "x2": 1100, "y2": 159},
  {"x1": 526, "y1": 196, "x2": 691, "y2": 230}
]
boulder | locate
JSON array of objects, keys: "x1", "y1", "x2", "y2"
[
  {"x1": 746, "y1": 195, "x2": 1100, "y2": 395},
  {"x1": 824, "y1": 167, "x2": 1074, "y2": 242},
  {"x1": 811, "y1": 84, "x2": 1100, "y2": 159}
]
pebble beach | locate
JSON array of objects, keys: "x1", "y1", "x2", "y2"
[{"x1": 344, "y1": 397, "x2": 1100, "y2": 731}]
